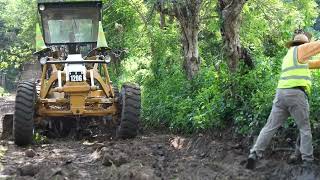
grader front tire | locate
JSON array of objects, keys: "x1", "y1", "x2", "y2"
[
  {"x1": 13, "y1": 81, "x2": 36, "y2": 146},
  {"x1": 117, "y1": 84, "x2": 141, "y2": 139}
]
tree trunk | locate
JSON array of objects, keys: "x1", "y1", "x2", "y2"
[
  {"x1": 181, "y1": 26, "x2": 200, "y2": 80},
  {"x1": 218, "y1": 0, "x2": 253, "y2": 73},
  {"x1": 173, "y1": 0, "x2": 202, "y2": 80},
  {"x1": 158, "y1": 0, "x2": 166, "y2": 28}
]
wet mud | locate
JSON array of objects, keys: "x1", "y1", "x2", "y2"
[
  {"x1": 0, "y1": 98, "x2": 319, "y2": 180},
  {"x1": 0, "y1": 132, "x2": 319, "y2": 180}
]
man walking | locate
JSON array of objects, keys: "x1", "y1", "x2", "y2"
[{"x1": 246, "y1": 31, "x2": 320, "y2": 169}]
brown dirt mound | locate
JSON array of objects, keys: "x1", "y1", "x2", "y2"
[
  {"x1": 0, "y1": 132, "x2": 319, "y2": 180},
  {"x1": 0, "y1": 96, "x2": 319, "y2": 179}
]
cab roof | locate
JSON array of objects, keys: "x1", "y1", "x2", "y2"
[
  {"x1": 37, "y1": 0, "x2": 102, "y2": 10},
  {"x1": 37, "y1": 0, "x2": 102, "y2": 4}
]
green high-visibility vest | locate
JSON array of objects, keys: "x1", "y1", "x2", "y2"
[
  {"x1": 35, "y1": 23, "x2": 47, "y2": 52},
  {"x1": 277, "y1": 47, "x2": 311, "y2": 94},
  {"x1": 97, "y1": 21, "x2": 108, "y2": 48}
]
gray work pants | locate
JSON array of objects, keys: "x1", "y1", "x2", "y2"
[{"x1": 250, "y1": 88, "x2": 314, "y2": 161}]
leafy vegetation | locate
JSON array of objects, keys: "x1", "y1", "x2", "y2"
[
  {"x1": 1, "y1": 0, "x2": 320, "y2": 141},
  {"x1": 0, "y1": 86, "x2": 9, "y2": 97},
  {"x1": 0, "y1": 0, "x2": 36, "y2": 90},
  {"x1": 33, "y1": 132, "x2": 49, "y2": 144}
]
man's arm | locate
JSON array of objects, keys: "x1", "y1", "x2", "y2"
[
  {"x1": 297, "y1": 41, "x2": 320, "y2": 68},
  {"x1": 297, "y1": 42, "x2": 320, "y2": 63},
  {"x1": 308, "y1": 59, "x2": 320, "y2": 69}
]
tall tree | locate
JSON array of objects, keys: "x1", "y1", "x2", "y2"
[
  {"x1": 173, "y1": 0, "x2": 202, "y2": 80},
  {"x1": 154, "y1": 0, "x2": 202, "y2": 80},
  {"x1": 218, "y1": 0, "x2": 253, "y2": 73}
]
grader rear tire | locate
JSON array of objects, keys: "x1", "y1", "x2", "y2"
[
  {"x1": 117, "y1": 84, "x2": 141, "y2": 139},
  {"x1": 13, "y1": 81, "x2": 36, "y2": 146}
]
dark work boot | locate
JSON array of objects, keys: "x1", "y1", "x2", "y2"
[
  {"x1": 288, "y1": 153, "x2": 301, "y2": 164},
  {"x1": 246, "y1": 151, "x2": 257, "y2": 170}
]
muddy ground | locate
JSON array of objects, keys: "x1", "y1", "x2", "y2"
[{"x1": 0, "y1": 98, "x2": 320, "y2": 180}]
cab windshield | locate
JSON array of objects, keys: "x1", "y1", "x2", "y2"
[{"x1": 41, "y1": 7, "x2": 99, "y2": 44}]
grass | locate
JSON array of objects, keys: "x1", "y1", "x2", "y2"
[{"x1": 0, "y1": 86, "x2": 10, "y2": 97}]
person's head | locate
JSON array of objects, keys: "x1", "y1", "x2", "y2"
[{"x1": 286, "y1": 32, "x2": 311, "y2": 48}]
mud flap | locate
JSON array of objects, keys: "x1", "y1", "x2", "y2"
[{"x1": 1, "y1": 114, "x2": 13, "y2": 140}]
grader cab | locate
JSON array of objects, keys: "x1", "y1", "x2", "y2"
[{"x1": 10, "y1": 0, "x2": 141, "y2": 146}]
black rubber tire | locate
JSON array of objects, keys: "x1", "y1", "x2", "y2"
[
  {"x1": 117, "y1": 84, "x2": 141, "y2": 139},
  {"x1": 13, "y1": 81, "x2": 36, "y2": 146},
  {"x1": 113, "y1": 86, "x2": 119, "y2": 99}
]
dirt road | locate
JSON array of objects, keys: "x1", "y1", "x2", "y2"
[
  {"x1": 0, "y1": 131, "x2": 319, "y2": 180},
  {"x1": 0, "y1": 98, "x2": 319, "y2": 180}
]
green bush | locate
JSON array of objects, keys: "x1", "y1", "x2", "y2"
[
  {"x1": 0, "y1": 86, "x2": 10, "y2": 96},
  {"x1": 232, "y1": 59, "x2": 279, "y2": 135}
]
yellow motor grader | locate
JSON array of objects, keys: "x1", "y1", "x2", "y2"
[{"x1": 10, "y1": 0, "x2": 141, "y2": 146}]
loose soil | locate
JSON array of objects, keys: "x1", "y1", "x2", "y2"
[{"x1": 0, "y1": 98, "x2": 319, "y2": 180}]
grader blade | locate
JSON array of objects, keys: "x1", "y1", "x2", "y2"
[
  {"x1": 1, "y1": 114, "x2": 13, "y2": 140},
  {"x1": 0, "y1": 99, "x2": 14, "y2": 140}
]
